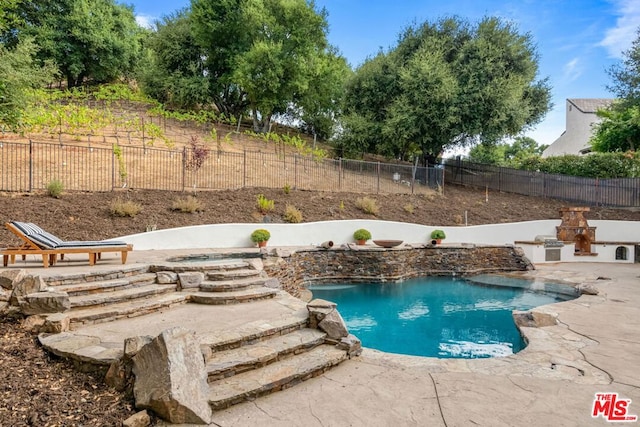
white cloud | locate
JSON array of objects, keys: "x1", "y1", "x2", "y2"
[
  {"x1": 599, "y1": 0, "x2": 640, "y2": 58},
  {"x1": 136, "y1": 14, "x2": 155, "y2": 29},
  {"x1": 562, "y1": 57, "x2": 582, "y2": 82}
]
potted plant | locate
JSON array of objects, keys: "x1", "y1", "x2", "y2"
[
  {"x1": 251, "y1": 228, "x2": 271, "y2": 247},
  {"x1": 430, "y1": 229, "x2": 446, "y2": 245},
  {"x1": 353, "y1": 228, "x2": 372, "y2": 245}
]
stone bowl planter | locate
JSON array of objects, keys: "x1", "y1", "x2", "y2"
[{"x1": 373, "y1": 239, "x2": 403, "y2": 248}]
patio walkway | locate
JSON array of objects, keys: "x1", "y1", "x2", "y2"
[{"x1": 5, "y1": 252, "x2": 639, "y2": 426}]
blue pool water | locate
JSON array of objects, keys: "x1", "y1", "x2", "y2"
[{"x1": 308, "y1": 276, "x2": 576, "y2": 359}]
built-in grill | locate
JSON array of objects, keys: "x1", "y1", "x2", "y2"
[{"x1": 535, "y1": 235, "x2": 564, "y2": 261}]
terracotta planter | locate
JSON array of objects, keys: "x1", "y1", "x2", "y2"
[
  {"x1": 356, "y1": 239, "x2": 367, "y2": 245},
  {"x1": 257, "y1": 241, "x2": 268, "y2": 248}
]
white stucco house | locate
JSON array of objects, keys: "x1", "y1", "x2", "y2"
[{"x1": 542, "y1": 98, "x2": 614, "y2": 157}]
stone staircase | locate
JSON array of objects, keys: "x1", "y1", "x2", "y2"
[{"x1": 22, "y1": 256, "x2": 356, "y2": 423}]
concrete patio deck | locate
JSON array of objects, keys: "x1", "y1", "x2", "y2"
[{"x1": 5, "y1": 251, "x2": 639, "y2": 426}]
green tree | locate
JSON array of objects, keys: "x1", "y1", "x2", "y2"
[
  {"x1": 138, "y1": 10, "x2": 210, "y2": 109},
  {"x1": 338, "y1": 17, "x2": 551, "y2": 163},
  {"x1": 607, "y1": 26, "x2": 640, "y2": 108},
  {"x1": 21, "y1": 0, "x2": 144, "y2": 87},
  {"x1": 468, "y1": 137, "x2": 547, "y2": 166},
  {"x1": 191, "y1": 0, "x2": 345, "y2": 132},
  {"x1": 590, "y1": 105, "x2": 640, "y2": 152},
  {"x1": 0, "y1": 38, "x2": 56, "y2": 129}
]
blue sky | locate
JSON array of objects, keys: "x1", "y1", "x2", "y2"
[{"x1": 128, "y1": 0, "x2": 639, "y2": 147}]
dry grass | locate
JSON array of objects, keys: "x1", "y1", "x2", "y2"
[
  {"x1": 171, "y1": 195, "x2": 204, "y2": 213},
  {"x1": 355, "y1": 196, "x2": 379, "y2": 216},
  {"x1": 109, "y1": 198, "x2": 142, "y2": 217},
  {"x1": 403, "y1": 203, "x2": 415, "y2": 214},
  {"x1": 283, "y1": 205, "x2": 303, "y2": 223}
]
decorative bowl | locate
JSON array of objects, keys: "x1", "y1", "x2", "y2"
[{"x1": 373, "y1": 239, "x2": 403, "y2": 248}]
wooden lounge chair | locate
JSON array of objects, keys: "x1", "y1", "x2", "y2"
[{"x1": 1, "y1": 221, "x2": 133, "y2": 268}]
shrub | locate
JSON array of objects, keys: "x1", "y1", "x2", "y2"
[
  {"x1": 355, "y1": 196, "x2": 379, "y2": 215},
  {"x1": 46, "y1": 179, "x2": 64, "y2": 198},
  {"x1": 339, "y1": 200, "x2": 345, "y2": 210},
  {"x1": 403, "y1": 203, "x2": 414, "y2": 214},
  {"x1": 283, "y1": 205, "x2": 303, "y2": 223},
  {"x1": 109, "y1": 198, "x2": 142, "y2": 217},
  {"x1": 283, "y1": 184, "x2": 291, "y2": 195},
  {"x1": 171, "y1": 195, "x2": 204, "y2": 213},
  {"x1": 353, "y1": 228, "x2": 372, "y2": 241},
  {"x1": 256, "y1": 194, "x2": 275, "y2": 214},
  {"x1": 430, "y1": 229, "x2": 446, "y2": 240},
  {"x1": 250, "y1": 228, "x2": 271, "y2": 243}
]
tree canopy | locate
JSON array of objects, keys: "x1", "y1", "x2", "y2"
[
  {"x1": 591, "y1": 26, "x2": 640, "y2": 153},
  {"x1": 186, "y1": 0, "x2": 349, "y2": 133},
  {"x1": 468, "y1": 136, "x2": 547, "y2": 166},
  {"x1": 20, "y1": 0, "x2": 144, "y2": 88},
  {"x1": 336, "y1": 16, "x2": 552, "y2": 162}
]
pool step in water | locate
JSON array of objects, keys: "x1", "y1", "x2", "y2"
[
  {"x1": 206, "y1": 328, "x2": 327, "y2": 381},
  {"x1": 208, "y1": 344, "x2": 348, "y2": 411}
]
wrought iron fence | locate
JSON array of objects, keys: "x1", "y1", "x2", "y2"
[
  {"x1": 443, "y1": 158, "x2": 640, "y2": 207},
  {"x1": 0, "y1": 140, "x2": 443, "y2": 195}
]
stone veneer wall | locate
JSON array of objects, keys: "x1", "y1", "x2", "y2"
[{"x1": 264, "y1": 245, "x2": 534, "y2": 298}]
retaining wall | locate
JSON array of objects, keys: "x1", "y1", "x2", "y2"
[{"x1": 264, "y1": 244, "x2": 533, "y2": 298}]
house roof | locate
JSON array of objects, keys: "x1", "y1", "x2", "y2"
[{"x1": 568, "y1": 98, "x2": 614, "y2": 113}]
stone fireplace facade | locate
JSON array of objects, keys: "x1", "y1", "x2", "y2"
[{"x1": 556, "y1": 207, "x2": 597, "y2": 255}]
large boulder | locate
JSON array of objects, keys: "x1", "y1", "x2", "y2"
[
  {"x1": 19, "y1": 291, "x2": 70, "y2": 315},
  {"x1": 132, "y1": 327, "x2": 212, "y2": 425},
  {"x1": 10, "y1": 274, "x2": 46, "y2": 306},
  {"x1": 0, "y1": 269, "x2": 27, "y2": 290},
  {"x1": 307, "y1": 299, "x2": 349, "y2": 340}
]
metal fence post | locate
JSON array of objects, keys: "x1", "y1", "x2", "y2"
[
  {"x1": 294, "y1": 154, "x2": 298, "y2": 189},
  {"x1": 338, "y1": 158, "x2": 342, "y2": 190},
  {"x1": 28, "y1": 140, "x2": 33, "y2": 192},
  {"x1": 243, "y1": 149, "x2": 247, "y2": 188},
  {"x1": 111, "y1": 144, "x2": 117, "y2": 191},
  {"x1": 182, "y1": 146, "x2": 186, "y2": 192},
  {"x1": 377, "y1": 162, "x2": 380, "y2": 193}
]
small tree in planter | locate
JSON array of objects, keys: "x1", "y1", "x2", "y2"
[
  {"x1": 251, "y1": 229, "x2": 271, "y2": 247},
  {"x1": 430, "y1": 229, "x2": 446, "y2": 244},
  {"x1": 353, "y1": 228, "x2": 372, "y2": 245}
]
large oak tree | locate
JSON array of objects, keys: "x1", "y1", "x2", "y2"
[{"x1": 336, "y1": 17, "x2": 552, "y2": 163}]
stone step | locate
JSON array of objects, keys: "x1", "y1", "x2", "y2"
[
  {"x1": 199, "y1": 277, "x2": 268, "y2": 292},
  {"x1": 208, "y1": 345, "x2": 348, "y2": 411},
  {"x1": 206, "y1": 328, "x2": 327, "y2": 381},
  {"x1": 149, "y1": 259, "x2": 250, "y2": 273},
  {"x1": 55, "y1": 273, "x2": 158, "y2": 296},
  {"x1": 206, "y1": 269, "x2": 262, "y2": 281},
  {"x1": 190, "y1": 288, "x2": 277, "y2": 305},
  {"x1": 62, "y1": 293, "x2": 189, "y2": 330},
  {"x1": 199, "y1": 308, "x2": 309, "y2": 352},
  {"x1": 44, "y1": 265, "x2": 150, "y2": 287},
  {"x1": 69, "y1": 284, "x2": 177, "y2": 309}
]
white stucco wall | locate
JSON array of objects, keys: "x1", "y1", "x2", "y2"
[
  {"x1": 113, "y1": 219, "x2": 638, "y2": 250},
  {"x1": 542, "y1": 100, "x2": 604, "y2": 157}
]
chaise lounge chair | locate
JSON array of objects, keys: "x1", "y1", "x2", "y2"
[{"x1": 1, "y1": 221, "x2": 133, "y2": 268}]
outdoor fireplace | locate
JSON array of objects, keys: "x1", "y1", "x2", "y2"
[{"x1": 556, "y1": 207, "x2": 597, "y2": 256}]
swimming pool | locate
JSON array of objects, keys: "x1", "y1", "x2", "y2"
[{"x1": 308, "y1": 276, "x2": 577, "y2": 359}]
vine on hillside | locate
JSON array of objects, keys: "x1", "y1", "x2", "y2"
[{"x1": 112, "y1": 144, "x2": 127, "y2": 183}]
